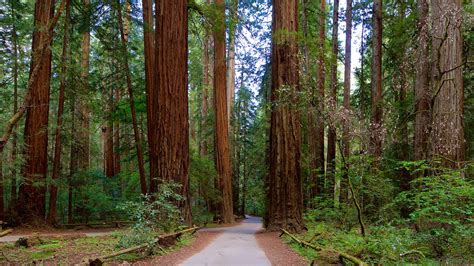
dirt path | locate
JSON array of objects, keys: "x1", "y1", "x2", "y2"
[{"x1": 180, "y1": 216, "x2": 270, "y2": 266}]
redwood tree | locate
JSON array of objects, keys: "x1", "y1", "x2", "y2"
[
  {"x1": 370, "y1": 0, "x2": 383, "y2": 163},
  {"x1": 430, "y1": 0, "x2": 465, "y2": 167},
  {"x1": 214, "y1": 0, "x2": 234, "y2": 224},
  {"x1": 154, "y1": 0, "x2": 192, "y2": 225},
  {"x1": 19, "y1": 0, "x2": 55, "y2": 220},
  {"x1": 266, "y1": 0, "x2": 304, "y2": 232},
  {"x1": 141, "y1": 0, "x2": 156, "y2": 192},
  {"x1": 47, "y1": 0, "x2": 71, "y2": 223},
  {"x1": 414, "y1": 0, "x2": 430, "y2": 161}
]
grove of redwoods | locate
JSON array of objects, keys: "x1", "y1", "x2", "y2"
[{"x1": 0, "y1": 0, "x2": 472, "y2": 263}]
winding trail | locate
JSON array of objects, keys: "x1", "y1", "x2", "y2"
[{"x1": 180, "y1": 216, "x2": 271, "y2": 266}]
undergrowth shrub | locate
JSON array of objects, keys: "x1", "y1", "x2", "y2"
[
  {"x1": 300, "y1": 163, "x2": 473, "y2": 264},
  {"x1": 395, "y1": 166, "x2": 474, "y2": 259},
  {"x1": 116, "y1": 182, "x2": 183, "y2": 248}
]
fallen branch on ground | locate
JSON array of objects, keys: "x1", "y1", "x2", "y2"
[
  {"x1": 85, "y1": 226, "x2": 199, "y2": 265},
  {"x1": 0, "y1": 229, "x2": 13, "y2": 237},
  {"x1": 400, "y1": 250, "x2": 425, "y2": 258},
  {"x1": 280, "y1": 228, "x2": 367, "y2": 266}
]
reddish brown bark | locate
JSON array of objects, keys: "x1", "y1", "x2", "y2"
[
  {"x1": 154, "y1": 0, "x2": 192, "y2": 225},
  {"x1": 0, "y1": 0, "x2": 66, "y2": 154},
  {"x1": 430, "y1": 0, "x2": 464, "y2": 167},
  {"x1": 142, "y1": 0, "x2": 157, "y2": 193},
  {"x1": 326, "y1": 0, "x2": 339, "y2": 195},
  {"x1": 266, "y1": 0, "x2": 304, "y2": 232},
  {"x1": 19, "y1": 0, "x2": 56, "y2": 220},
  {"x1": 414, "y1": 0, "x2": 430, "y2": 161},
  {"x1": 213, "y1": 0, "x2": 234, "y2": 224},
  {"x1": 47, "y1": 0, "x2": 71, "y2": 224},
  {"x1": 370, "y1": 0, "x2": 383, "y2": 162},
  {"x1": 116, "y1": 0, "x2": 147, "y2": 194}
]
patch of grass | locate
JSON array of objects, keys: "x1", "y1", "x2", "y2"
[
  {"x1": 37, "y1": 242, "x2": 62, "y2": 251},
  {"x1": 31, "y1": 250, "x2": 55, "y2": 260}
]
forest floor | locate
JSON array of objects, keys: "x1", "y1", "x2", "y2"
[
  {"x1": 0, "y1": 228, "x2": 116, "y2": 243},
  {"x1": 0, "y1": 217, "x2": 307, "y2": 265}
]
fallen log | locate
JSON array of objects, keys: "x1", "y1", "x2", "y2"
[
  {"x1": 0, "y1": 229, "x2": 13, "y2": 237},
  {"x1": 280, "y1": 228, "x2": 367, "y2": 266},
  {"x1": 85, "y1": 226, "x2": 199, "y2": 265}
]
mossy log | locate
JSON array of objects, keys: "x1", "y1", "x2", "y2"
[
  {"x1": 280, "y1": 228, "x2": 367, "y2": 266},
  {"x1": 85, "y1": 226, "x2": 200, "y2": 265},
  {"x1": 0, "y1": 229, "x2": 13, "y2": 237}
]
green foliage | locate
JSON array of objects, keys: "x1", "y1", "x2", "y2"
[
  {"x1": 69, "y1": 170, "x2": 123, "y2": 222},
  {"x1": 394, "y1": 167, "x2": 474, "y2": 258},
  {"x1": 117, "y1": 182, "x2": 183, "y2": 248},
  {"x1": 189, "y1": 153, "x2": 219, "y2": 224},
  {"x1": 299, "y1": 162, "x2": 474, "y2": 264}
]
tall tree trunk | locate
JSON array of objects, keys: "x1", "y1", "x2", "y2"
[
  {"x1": 314, "y1": 0, "x2": 326, "y2": 195},
  {"x1": 10, "y1": 0, "x2": 19, "y2": 206},
  {"x1": 266, "y1": 0, "x2": 304, "y2": 232},
  {"x1": 414, "y1": 0, "x2": 430, "y2": 161},
  {"x1": 213, "y1": 0, "x2": 234, "y2": 224},
  {"x1": 326, "y1": 0, "x2": 339, "y2": 196},
  {"x1": 155, "y1": 0, "x2": 192, "y2": 225},
  {"x1": 116, "y1": 0, "x2": 147, "y2": 194},
  {"x1": 19, "y1": 0, "x2": 56, "y2": 220},
  {"x1": 142, "y1": 0, "x2": 155, "y2": 193},
  {"x1": 341, "y1": 0, "x2": 352, "y2": 204},
  {"x1": 430, "y1": 0, "x2": 464, "y2": 167},
  {"x1": 370, "y1": 0, "x2": 383, "y2": 163},
  {"x1": 47, "y1": 0, "x2": 71, "y2": 224},
  {"x1": 74, "y1": 0, "x2": 91, "y2": 171}
]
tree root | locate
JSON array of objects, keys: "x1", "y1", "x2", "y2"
[
  {"x1": 84, "y1": 226, "x2": 199, "y2": 265},
  {"x1": 280, "y1": 228, "x2": 367, "y2": 266}
]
